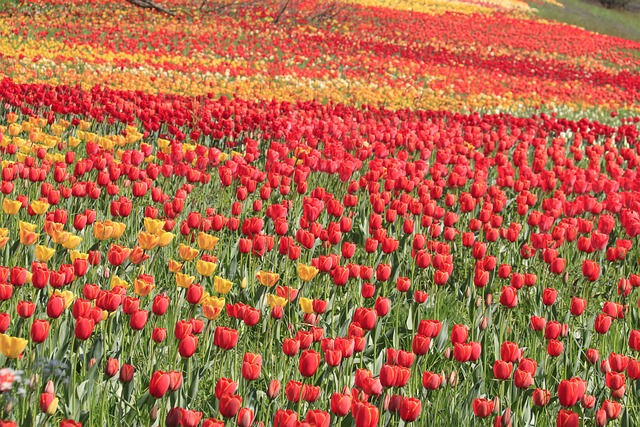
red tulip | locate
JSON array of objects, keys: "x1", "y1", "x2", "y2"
[
  {"x1": 219, "y1": 394, "x2": 242, "y2": 418},
  {"x1": 330, "y1": 392, "x2": 351, "y2": 416},
  {"x1": 299, "y1": 350, "x2": 320, "y2": 377},
  {"x1": 400, "y1": 397, "x2": 421, "y2": 422},
  {"x1": 473, "y1": 398, "x2": 494, "y2": 418},
  {"x1": 556, "y1": 410, "x2": 579, "y2": 427},
  {"x1": 149, "y1": 370, "x2": 171, "y2": 398},
  {"x1": 30, "y1": 319, "x2": 50, "y2": 343},
  {"x1": 241, "y1": 353, "x2": 262, "y2": 381},
  {"x1": 353, "y1": 402, "x2": 379, "y2": 427}
]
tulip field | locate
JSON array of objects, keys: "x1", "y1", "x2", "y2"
[{"x1": 0, "y1": 0, "x2": 639, "y2": 426}]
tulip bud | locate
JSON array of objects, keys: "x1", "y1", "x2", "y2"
[
  {"x1": 449, "y1": 371, "x2": 458, "y2": 387},
  {"x1": 479, "y1": 316, "x2": 489, "y2": 330},
  {"x1": 44, "y1": 380, "x2": 55, "y2": 394},
  {"x1": 475, "y1": 297, "x2": 482, "y2": 308},
  {"x1": 150, "y1": 405, "x2": 159, "y2": 421},
  {"x1": 267, "y1": 379, "x2": 281, "y2": 399},
  {"x1": 492, "y1": 397, "x2": 500, "y2": 414},
  {"x1": 28, "y1": 374, "x2": 39, "y2": 391},
  {"x1": 485, "y1": 293, "x2": 493, "y2": 306},
  {"x1": 501, "y1": 408, "x2": 511, "y2": 427},
  {"x1": 444, "y1": 347, "x2": 451, "y2": 359}
]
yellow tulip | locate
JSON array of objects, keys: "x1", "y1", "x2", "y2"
[
  {"x1": 213, "y1": 276, "x2": 233, "y2": 294},
  {"x1": 52, "y1": 230, "x2": 69, "y2": 245},
  {"x1": 134, "y1": 278, "x2": 155, "y2": 297},
  {"x1": 156, "y1": 231, "x2": 175, "y2": 247},
  {"x1": 196, "y1": 260, "x2": 217, "y2": 277},
  {"x1": 69, "y1": 137, "x2": 81, "y2": 148},
  {"x1": 79, "y1": 120, "x2": 91, "y2": 131},
  {"x1": 111, "y1": 222, "x2": 126, "y2": 239},
  {"x1": 6, "y1": 112, "x2": 18, "y2": 124},
  {"x1": 0, "y1": 333, "x2": 28, "y2": 358},
  {"x1": 35, "y1": 245, "x2": 56, "y2": 262},
  {"x1": 176, "y1": 273, "x2": 195, "y2": 289},
  {"x1": 168, "y1": 259, "x2": 183, "y2": 273},
  {"x1": 62, "y1": 235, "x2": 82, "y2": 249},
  {"x1": 2, "y1": 199, "x2": 22, "y2": 215},
  {"x1": 144, "y1": 218, "x2": 165, "y2": 234},
  {"x1": 0, "y1": 229, "x2": 7, "y2": 238},
  {"x1": 8, "y1": 123, "x2": 21, "y2": 137},
  {"x1": 69, "y1": 250, "x2": 88, "y2": 263},
  {"x1": 0, "y1": 236, "x2": 7, "y2": 250},
  {"x1": 297, "y1": 264, "x2": 319, "y2": 282},
  {"x1": 201, "y1": 296, "x2": 225, "y2": 320},
  {"x1": 93, "y1": 221, "x2": 114, "y2": 240},
  {"x1": 201, "y1": 295, "x2": 225, "y2": 309},
  {"x1": 137, "y1": 231, "x2": 159, "y2": 250},
  {"x1": 30, "y1": 200, "x2": 50, "y2": 215},
  {"x1": 299, "y1": 297, "x2": 314, "y2": 314},
  {"x1": 267, "y1": 294, "x2": 288, "y2": 308},
  {"x1": 111, "y1": 276, "x2": 129, "y2": 289},
  {"x1": 178, "y1": 244, "x2": 199, "y2": 261},
  {"x1": 197, "y1": 232, "x2": 219, "y2": 251},
  {"x1": 257, "y1": 271, "x2": 280, "y2": 287}
]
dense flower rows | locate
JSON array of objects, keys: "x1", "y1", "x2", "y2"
[
  {"x1": 1, "y1": 0, "x2": 640, "y2": 426},
  {"x1": 0, "y1": 77, "x2": 638, "y2": 426},
  {"x1": 0, "y1": 0, "x2": 638, "y2": 113}
]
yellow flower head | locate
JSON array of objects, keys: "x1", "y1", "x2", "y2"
[
  {"x1": 168, "y1": 259, "x2": 183, "y2": 273},
  {"x1": 213, "y1": 276, "x2": 233, "y2": 294},
  {"x1": 0, "y1": 333, "x2": 28, "y2": 358},
  {"x1": 111, "y1": 276, "x2": 129, "y2": 289},
  {"x1": 69, "y1": 250, "x2": 88, "y2": 263},
  {"x1": 197, "y1": 232, "x2": 219, "y2": 251},
  {"x1": 93, "y1": 221, "x2": 114, "y2": 240},
  {"x1": 35, "y1": 245, "x2": 56, "y2": 262},
  {"x1": 196, "y1": 259, "x2": 217, "y2": 277},
  {"x1": 178, "y1": 244, "x2": 199, "y2": 261},
  {"x1": 30, "y1": 200, "x2": 50, "y2": 215},
  {"x1": 2, "y1": 199, "x2": 22, "y2": 215},
  {"x1": 299, "y1": 297, "x2": 314, "y2": 314},
  {"x1": 257, "y1": 271, "x2": 280, "y2": 287},
  {"x1": 156, "y1": 231, "x2": 175, "y2": 247},
  {"x1": 61, "y1": 234, "x2": 82, "y2": 250},
  {"x1": 201, "y1": 303, "x2": 222, "y2": 320},
  {"x1": 176, "y1": 272, "x2": 195, "y2": 289},
  {"x1": 267, "y1": 294, "x2": 288, "y2": 308},
  {"x1": 297, "y1": 264, "x2": 319, "y2": 282},
  {"x1": 144, "y1": 218, "x2": 165, "y2": 234},
  {"x1": 134, "y1": 277, "x2": 156, "y2": 297},
  {"x1": 111, "y1": 222, "x2": 126, "y2": 239},
  {"x1": 137, "y1": 231, "x2": 159, "y2": 251}
]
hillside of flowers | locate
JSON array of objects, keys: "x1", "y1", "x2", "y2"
[{"x1": 0, "y1": 0, "x2": 639, "y2": 426}]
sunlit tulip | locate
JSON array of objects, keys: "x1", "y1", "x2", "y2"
[
  {"x1": 213, "y1": 276, "x2": 233, "y2": 294},
  {"x1": 0, "y1": 333, "x2": 28, "y2": 358},
  {"x1": 257, "y1": 270, "x2": 279, "y2": 287},
  {"x1": 298, "y1": 264, "x2": 319, "y2": 281}
]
